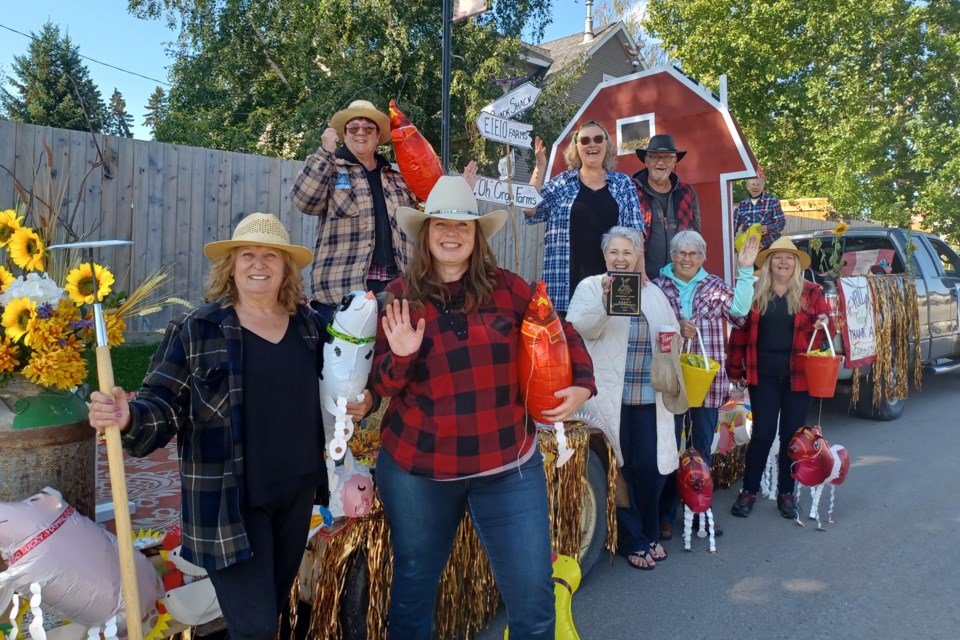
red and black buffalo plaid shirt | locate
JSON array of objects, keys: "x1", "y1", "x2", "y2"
[
  {"x1": 726, "y1": 281, "x2": 834, "y2": 392},
  {"x1": 371, "y1": 268, "x2": 597, "y2": 479}
]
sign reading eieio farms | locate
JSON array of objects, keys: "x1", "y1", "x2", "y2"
[{"x1": 474, "y1": 112, "x2": 533, "y2": 149}]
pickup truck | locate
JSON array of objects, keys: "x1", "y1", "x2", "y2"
[{"x1": 786, "y1": 227, "x2": 960, "y2": 420}]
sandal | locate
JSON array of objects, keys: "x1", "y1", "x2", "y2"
[
  {"x1": 624, "y1": 550, "x2": 656, "y2": 571},
  {"x1": 649, "y1": 541, "x2": 668, "y2": 562}
]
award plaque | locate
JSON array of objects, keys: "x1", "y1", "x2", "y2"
[{"x1": 606, "y1": 272, "x2": 642, "y2": 316}]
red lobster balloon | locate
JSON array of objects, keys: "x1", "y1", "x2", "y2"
[
  {"x1": 389, "y1": 100, "x2": 445, "y2": 202},
  {"x1": 677, "y1": 449, "x2": 714, "y2": 513},
  {"x1": 788, "y1": 425, "x2": 850, "y2": 487},
  {"x1": 518, "y1": 282, "x2": 572, "y2": 424}
]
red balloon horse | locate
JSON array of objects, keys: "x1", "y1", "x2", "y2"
[
  {"x1": 677, "y1": 449, "x2": 718, "y2": 553},
  {"x1": 389, "y1": 100, "x2": 445, "y2": 202},
  {"x1": 518, "y1": 282, "x2": 572, "y2": 425},
  {"x1": 787, "y1": 425, "x2": 851, "y2": 529}
]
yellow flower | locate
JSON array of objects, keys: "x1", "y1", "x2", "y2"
[
  {"x1": 833, "y1": 221, "x2": 849, "y2": 236},
  {"x1": 0, "y1": 336, "x2": 20, "y2": 374},
  {"x1": 22, "y1": 339, "x2": 87, "y2": 390},
  {"x1": 1, "y1": 297, "x2": 36, "y2": 342},
  {"x1": 23, "y1": 313, "x2": 71, "y2": 350},
  {"x1": 0, "y1": 210, "x2": 24, "y2": 246},
  {"x1": 65, "y1": 263, "x2": 115, "y2": 305},
  {"x1": 8, "y1": 227, "x2": 45, "y2": 271},
  {"x1": 105, "y1": 311, "x2": 126, "y2": 348},
  {"x1": 0, "y1": 266, "x2": 13, "y2": 293}
]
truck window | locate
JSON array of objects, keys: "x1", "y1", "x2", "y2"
[
  {"x1": 840, "y1": 236, "x2": 905, "y2": 274},
  {"x1": 926, "y1": 238, "x2": 960, "y2": 277}
]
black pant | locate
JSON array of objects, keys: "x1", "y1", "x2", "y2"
[
  {"x1": 206, "y1": 488, "x2": 315, "y2": 640},
  {"x1": 742, "y1": 375, "x2": 812, "y2": 495}
]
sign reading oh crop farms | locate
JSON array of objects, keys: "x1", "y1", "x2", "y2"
[
  {"x1": 473, "y1": 176, "x2": 542, "y2": 208},
  {"x1": 475, "y1": 112, "x2": 533, "y2": 149}
]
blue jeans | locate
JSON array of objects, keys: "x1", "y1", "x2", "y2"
[
  {"x1": 618, "y1": 403, "x2": 666, "y2": 555},
  {"x1": 660, "y1": 407, "x2": 719, "y2": 525},
  {"x1": 377, "y1": 449, "x2": 555, "y2": 640},
  {"x1": 743, "y1": 375, "x2": 812, "y2": 495}
]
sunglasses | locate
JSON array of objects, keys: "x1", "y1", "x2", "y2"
[
  {"x1": 346, "y1": 124, "x2": 378, "y2": 135},
  {"x1": 578, "y1": 134, "x2": 605, "y2": 145}
]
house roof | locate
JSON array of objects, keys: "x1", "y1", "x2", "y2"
[{"x1": 537, "y1": 22, "x2": 633, "y2": 79}]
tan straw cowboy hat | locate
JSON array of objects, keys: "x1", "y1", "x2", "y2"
[
  {"x1": 754, "y1": 236, "x2": 811, "y2": 270},
  {"x1": 330, "y1": 100, "x2": 391, "y2": 144},
  {"x1": 396, "y1": 176, "x2": 508, "y2": 240},
  {"x1": 204, "y1": 213, "x2": 313, "y2": 269}
]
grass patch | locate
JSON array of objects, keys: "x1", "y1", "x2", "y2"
[{"x1": 84, "y1": 342, "x2": 159, "y2": 393}]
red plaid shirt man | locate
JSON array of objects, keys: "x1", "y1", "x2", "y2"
[
  {"x1": 726, "y1": 282, "x2": 834, "y2": 392},
  {"x1": 371, "y1": 269, "x2": 596, "y2": 479}
]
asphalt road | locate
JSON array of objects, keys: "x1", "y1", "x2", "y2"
[{"x1": 478, "y1": 370, "x2": 960, "y2": 640}]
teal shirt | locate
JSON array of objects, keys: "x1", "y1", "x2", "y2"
[{"x1": 659, "y1": 264, "x2": 754, "y2": 318}]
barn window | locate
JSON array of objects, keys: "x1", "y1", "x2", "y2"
[{"x1": 616, "y1": 113, "x2": 655, "y2": 156}]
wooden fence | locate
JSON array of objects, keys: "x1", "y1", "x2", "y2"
[{"x1": 0, "y1": 119, "x2": 548, "y2": 334}]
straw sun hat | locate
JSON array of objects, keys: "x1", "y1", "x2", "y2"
[
  {"x1": 204, "y1": 213, "x2": 314, "y2": 269},
  {"x1": 329, "y1": 99, "x2": 391, "y2": 144},
  {"x1": 396, "y1": 176, "x2": 508, "y2": 241},
  {"x1": 754, "y1": 236, "x2": 811, "y2": 270}
]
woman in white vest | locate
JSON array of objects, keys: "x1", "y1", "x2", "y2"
[{"x1": 567, "y1": 226, "x2": 682, "y2": 571}]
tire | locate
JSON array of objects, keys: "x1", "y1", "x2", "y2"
[
  {"x1": 577, "y1": 449, "x2": 609, "y2": 578},
  {"x1": 339, "y1": 550, "x2": 370, "y2": 640},
  {"x1": 855, "y1": 368, "x2": 905, "y2": 421}
]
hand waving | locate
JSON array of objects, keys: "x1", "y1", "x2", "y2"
[
  {"x1": 382, "y1": 299, "x2": 425, "y2": 357},
  {"x1": 737, "y1": 234, "x2": 760, "y2": 268}
]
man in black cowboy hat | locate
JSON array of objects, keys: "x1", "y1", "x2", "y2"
[{"x1": 633, "y1": 134, "x2": 701, "y2": 277}]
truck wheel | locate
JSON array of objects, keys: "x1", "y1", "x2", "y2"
[
  {"x1": 577, "y1": 449, "x2": 608, "y2": 578},
  {"x1": 855, "y1": 368, "x2": 905, "y2": 421},
  {"x1": 339, "y1": 550, "x2": 369, "y2": 640}
]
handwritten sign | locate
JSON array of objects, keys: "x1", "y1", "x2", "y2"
[
  {"x1": 475, "y1": 112, "x2": 533, "y2": 148},
  {"x1": 481, "y1": 82, "x2": 541, "y2": 120},
  {"x1": 473, "y1": 176, "x2": 542, "y2": 207},
  {"x1": 838, "y1": 277, "x2": 877, "y2": 367}
]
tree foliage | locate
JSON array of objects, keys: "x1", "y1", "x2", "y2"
[
  {"x1": 1, "y1": 22, "x2": 107, "y2": 133},
  {"x1": 143, "y1": 86, "x2": 168, "y2": 135},
  {"x1": 646, "y1": 0, "x2": 960, "y2": 242},
  {"x1": 126, "y1": 0, "x2": 559, "y2": 169},
  {"x1": 107, "y1": 89, "x2": 135, "y2": 138}
]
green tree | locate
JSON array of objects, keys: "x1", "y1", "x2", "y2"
[
  {"x1": 645, "y1": 0, "x2": 960, "y2": 242},
  {"x1": 143, "y1": 86, "x2": 168, "y2": 136},
  {"x1": 0, "y1": 22, "x2": 107, "y2": 132},
  {"x1": 127, "y1": 0, "x2": 557, "y2": 166},
  {"x1": 107, "y1": 88, "x2": 135, "y2": 138}
]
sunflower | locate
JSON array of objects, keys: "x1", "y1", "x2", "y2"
[
  {"x1": 22, "y1": 339, "x2": 87, "y2": 390},
  {"x1": 65, "y1": 263, "x2": 115, "y2": 305},
  {"x1": 833, "y1": 221, "x2": 849, "y2": 236},
  {"x1": 8, "y1": 227, "x2": 45, "y2": 271},
  {"x1": 0, "y1": 210, "x2": 24, "y2": 246},
  {"x1": 1, "y1": 297, "x2": 36, "y2": 342},
  {"x1": 0, "y1": 266, "x2": 13, "y2": 294},
  {"x1": 0, "y1": 336, "x2": 20, "y2": 374}
]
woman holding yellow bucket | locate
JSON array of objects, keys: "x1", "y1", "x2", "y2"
[
  {"x1": 726, "y1": 237, "x2": 833, "y2": 520},
  {"x1": 653, "y1": 230, "x2": 759, "y2": 539}
]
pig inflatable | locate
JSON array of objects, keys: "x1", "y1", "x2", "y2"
[{"x1": 0, "y1": 489, "x2": 162, "y2": 632}]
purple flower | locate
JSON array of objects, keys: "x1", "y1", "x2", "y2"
[{"x1": 36, "y1": 303, "x2": 54, "y2": 319}]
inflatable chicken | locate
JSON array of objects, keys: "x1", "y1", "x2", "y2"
[
  {"x1": 677, "y1": 449, "x2": 718, "y2": 553},
  {"x1": 389, "y1": 100, "x2": 445, "y2": 202},
  {"x1": 788, "y1": 425, "x2": 851, "y2": 530},
  {"x1": 504, "y1": 554, "x2": 581, "y2": 640},
  {"x1": 735, "y1": 222, "x2": 763, "y2": 252},
  {"x1": 518, "y1": 282, "x2": 574, "y2": 466}
]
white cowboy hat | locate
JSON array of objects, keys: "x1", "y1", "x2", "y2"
[
  {"x1": 204, "y1": 212, "x2": 314, "y2": 269},
  {"x1": 329, "y1": 100, "x2": 391, "y2": 144},
  {"x1": 396, "y1": 176, "x2": 508, "y2": 240}
]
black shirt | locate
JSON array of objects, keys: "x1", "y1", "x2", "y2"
[
  {"x1": 757, "y1": 294, "x2": 794, "y2": 377},
  {"x1": 336, "y1": 146, "x2": 396, "y2": 271},
  {"x1": 569, "y1": 182, "x2": 619, "y2": 296},
  {"x1": 645, "y1": 185, "x2": 673, "y2": 277},
  {"x1": 242, "y1": 321, "x2": 323, "y2": 507}
]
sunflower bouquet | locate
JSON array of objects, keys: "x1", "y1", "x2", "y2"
[{"x1": 0, "y1": 208, "x2": 150, "y2": 391}]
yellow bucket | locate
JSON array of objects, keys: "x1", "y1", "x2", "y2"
[{"x1": 679, "y1": 354, "x2": 720, "y2": 408}]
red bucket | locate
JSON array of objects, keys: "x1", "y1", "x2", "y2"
[{"x1": 802, "y1": 327, "x2": 841, "y2": 398}]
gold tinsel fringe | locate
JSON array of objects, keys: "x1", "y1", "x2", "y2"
[
  {"x1": 850, "y1": 366, "x2": 861, "y2": 406},
  {"x1": 863, "y1": 274, "x2": 921, "y2": 411},
  {"x1": 434, "y1": 514, "x2": 499, "y2": 639},
  {"x1": 711, "y1": 444, "x2": 747, "y2": 489},
  {"x1": 287, "y1": 575, "x2": 300, "y2": 640},
  {"x1": 364, "y1": 506, "x2": 391, "y2": 638},
  {"x1": 605, "y1": 439, "x2": 618, "y2": 555},
  {"x1": 537, "y1": 423, "x2": 589, "y2": 558}
]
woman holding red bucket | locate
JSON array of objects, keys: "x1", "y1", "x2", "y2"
[
  {"x1": 726, "y1": 237, "x2": 834, "y2": 520},
  {"x1": 653, "y1": 230, "x2": 760, "y2": 539}
]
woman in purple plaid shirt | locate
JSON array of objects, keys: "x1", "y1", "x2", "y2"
[{"x1": 653, "y1": 230, "x2": 759, "y2": 539}]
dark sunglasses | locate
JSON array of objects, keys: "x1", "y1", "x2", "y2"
[
  {"x1": 578, "y1": 134, "x2": 605, "y2": 145},
  {"x1": 346, "y1": 123, "x2": 378, "y2": 135}
]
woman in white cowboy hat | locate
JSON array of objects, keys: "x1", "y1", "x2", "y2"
[
  {"x1": 87, "y1": 213, "x2": 350, "y2": 639},
  {"x1": 726, "y1": 236, "x2": 833, "y2": 521},
  {"x1": 370, "y1": 176, "x2": 596, "y2": 639}
]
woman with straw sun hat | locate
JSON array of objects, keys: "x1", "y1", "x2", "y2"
[
  {"x1": 726, "y1": 236, "x2": 834, "y2": 521},
  {"x1": 370, "y1": 176, "x2": 596, "y2": 639},
  {"x1": 88, "y1": 212, "x2": 345, "y2": 639}
]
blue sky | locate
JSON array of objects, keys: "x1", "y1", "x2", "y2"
[{"x1": 0, "y1": 0, "x2": 599, "y2": 141}]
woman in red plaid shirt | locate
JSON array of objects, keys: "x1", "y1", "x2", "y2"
[
  {"x1": 370, "y1": 177, "x2": 596, "y2": 640},
  {"x1": 726, "y1": 237, "x2": 833, "y2": 520}
]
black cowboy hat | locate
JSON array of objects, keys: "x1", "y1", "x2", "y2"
[{"x1": 636, "y1": 134, "x2": 687, "y2": 162}]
